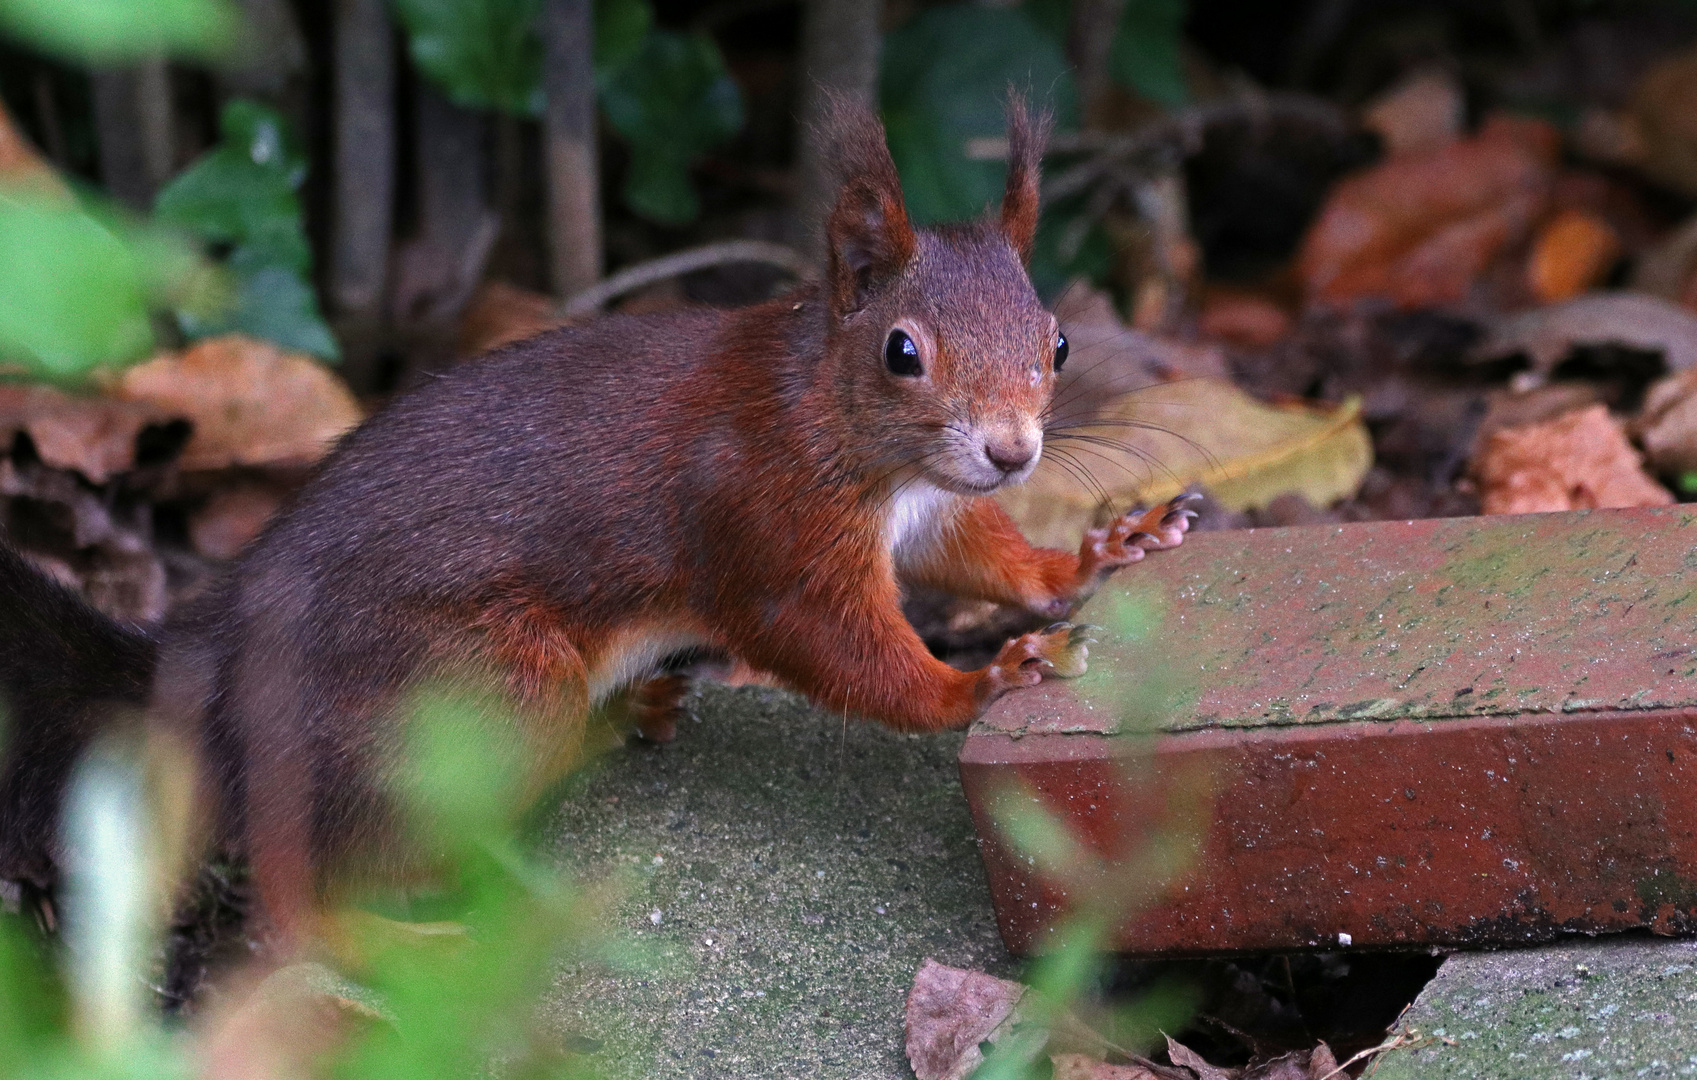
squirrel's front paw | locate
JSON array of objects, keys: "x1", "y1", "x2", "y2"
[
  {"x1": 1078, "y1": 492, "x2": 1200, "y2": 577},
  {"x1": 987, "y1": 622, "x2": 1096, "y2": 694}
]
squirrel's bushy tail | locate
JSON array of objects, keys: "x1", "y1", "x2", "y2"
[{"x1": 0, "y1": 543, "x2": 155, "y2": 891}]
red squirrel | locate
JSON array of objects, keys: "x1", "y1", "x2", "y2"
[{"x1": 0, "y1": 98, "x2": 1193, "y2": 938}]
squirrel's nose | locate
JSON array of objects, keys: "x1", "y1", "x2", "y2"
[{"x1": 983, "y1": 435, "x2": 1037, "y2": 474}]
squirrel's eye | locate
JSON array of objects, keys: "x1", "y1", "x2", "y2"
[
  {"x1": 885, "y1": 329, "x2": 922, "y2": 376},
  {"x1": 1053, "y1": 332, "x2": 1069, "y2": 372}
]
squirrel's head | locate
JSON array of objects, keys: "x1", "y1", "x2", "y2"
[{"x1": 821, "y1": 95, "x2": 1062, "y2": 497}]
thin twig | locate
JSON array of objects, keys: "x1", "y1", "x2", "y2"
[
  {"x1": 1314, "y1": 1025, "x2": 1455, "y2": 1080},
  {"x1": 558, "y1": 240, "x2": 815, "y2": 317}
]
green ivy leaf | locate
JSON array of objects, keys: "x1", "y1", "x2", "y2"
[
  {"x1": 391, "y1": 0, "x2": 546, "y2": 116},
  {"x1": 155, "y1": 101, "x2": 338, "y2": 361},
  {"x1": 0, "y1": 0, "x2": 236, "y2": 63},
  {"x1": 0, "y1": 193, "x2": 155, "y2": 380},
  {"x1": 1108, "y1": 0, "x2": 1189, "y2": 108},
  {"x1": 154, "y1": 101, "x2": 309, "y2": 273},
  {"x1": 880, "y1": 3, "x2": 1076, "y2": 226},
  {"x1": 599, "y1": 29, "x2": 744, "y2": 224}
]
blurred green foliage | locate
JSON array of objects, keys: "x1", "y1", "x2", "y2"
[
  {"x1": 881, "y1": 3, "x2": 1077, "y2": 226},
  {"x1": 0, "y1": 195, "x2": 158, "y2": 378},
  {"x1": 1111, "y1": 0, "x2": 1189, "y2": 107},
  {"x1": 390, "y1": 0, "x2": 546, "y2": 115},
  {"x1": 0, "y1": 0, "x2": 235, "y2": 64},
  {"x1": 155, "y1": 101, "x2": 339, "y2": 360},
  {"x1": 0, "y1": 686, "x2": 631, "y2": 1080},
  {"x1": 599, "y1": 29, "x2": 744, "y2": 224},
  {"x1": 390, "y1": 0, "x2": 745, "y2": 226}
]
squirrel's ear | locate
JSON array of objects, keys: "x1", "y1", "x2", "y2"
[
  {"x1": 823, "y1": 96, "x2": 917, "y2": 319},
  {"x1": 999, "y1": 93, "x2": 1050, "y2": 262}
]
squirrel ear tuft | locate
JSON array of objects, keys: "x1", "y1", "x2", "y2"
[
  {"x1": 822, "y1": 94, "x2": 917, "y2": 320},
  {"x1": 999, "y1": 92, "x2": 1050, "y2": 262}
]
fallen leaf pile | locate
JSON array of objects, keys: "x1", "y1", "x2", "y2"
[
  {"x1": 1297, "y1": 114, "x2": 1559, "y2": 308},
  {"x1": 0, "y1": 333, "x2": 360, "y2": 620},
  {"x1": 906, "y1": 960, "x2": 1347, "y2": 1080}
]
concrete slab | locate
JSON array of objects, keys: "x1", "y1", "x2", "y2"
[
  {"x1": 535, "y1": 684, "x2": 1013, "y2": 1079},
  {"x1": 1376, "y1": 937, "x2": 1697, "y2": 1078}
]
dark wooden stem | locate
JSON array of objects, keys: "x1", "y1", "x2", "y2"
[
  {"x1": 542, "y1": 0, "x2": 603, "y2": 298},
  {"x1": 792, "y1": 0, "x2": 881, "y2": 267}
]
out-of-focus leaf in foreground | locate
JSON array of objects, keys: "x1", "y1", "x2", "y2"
[
  {"x1": 0, "y1": 195, "x2": 153, "y2": 379},
  {"x1": 0, "y1": 192, "x2": 211, "y2": 383},
  {"x1": 329, "y1": 686, "x2": 630, "y2": 1080},
  {"x1": 0, "y1": 0, "x2": 236, "y2": 63}
]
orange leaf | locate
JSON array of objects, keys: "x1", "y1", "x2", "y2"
[{"x1": 1526, "y1": 209, "x2": 1622, "y2": 303}]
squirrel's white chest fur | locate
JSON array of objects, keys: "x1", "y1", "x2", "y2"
[{"x1": 885, "y1": 480, "x2": 958, "y2": 563}]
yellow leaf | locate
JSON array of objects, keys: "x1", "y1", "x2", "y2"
[{"x1": 1002, "y1": 379, "x2": 1372, "y2": 548}]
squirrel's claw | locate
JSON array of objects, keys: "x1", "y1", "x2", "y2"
[
  {"x1": 990, "y1": 622, "x2": 1091, "y2": 690},
  {"x1": 1079, "y1": 492, "x2": 1197, "y2": 576}
]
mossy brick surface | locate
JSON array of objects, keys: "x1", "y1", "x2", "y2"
[
  {"x1": 535, "y1": 683, "x2": 1012, "y2": 1079},
  {"x1": 964, "y1": 507, "x2": 1697, "y2": 954},
  {"x1": 1375, "y1": 937, "x2": 1697, "y2": 1078}
]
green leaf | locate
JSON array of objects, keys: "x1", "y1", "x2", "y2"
[
  {"x1": 0, "y1": 0, "x2": 236, "y2": 63},
  {"x1": 391, "y1": 0, "x2": 546, "y2": 116},
  {"x1": 0, "y1": 193, "x2": 155, "y2": 379},
  {"x1": 176, "y1": 258, "x2": 341, "y2": 360},
  {"x1": 1108, "y1": 0, "x2": 1189, "y2": 107},
  {"x1": 594, "y1": 0, "x2": 651, "y2": 76},
  {"x1": 154, "y1": 101, "x2": 309, "y2": 273},
  {"x1": 880, "y1": 4, "x2": 1076, "y2": 225},
  {"x1": 599, "y1": 29, "x2": 744, "y2": 224},
  {"x1": 155, "y1": 101, "x2": 337, "y2": 360}
]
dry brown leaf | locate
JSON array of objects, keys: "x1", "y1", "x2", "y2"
[
  {"x1": 118, "y1": 335, "x2": 362, "y2": 470},
  {"x1": 1052, "y1": 1052, "x2": 1164, "y2": 1080},
  {"x1": 1242, "y1": 1051, "x2": 1311, "y2": 1080},
  {"x1": 1473, "y1": 383, "x2": 1606, "y2": 461},
  {"x1": 1297, "y1": 114, "x2": 1557, "y2": 308},
  {"x1": 906, "y1": 959, "x2": 1028, "y2": 1080},
  {"x1": 1362, "y1": 69, "x2": 1463, "y2": 158},
  {"x1": 1166, "y1": 1035, "x2": 1239, "y2": 1080},
  {"x1": 1634, "y1": 366, "x2": 1697, "y2": 475},
  {"x1": 1526, "y1": 208, "x2": 1622, "y2": 303},
  {"x1": 1631, "y1": 214, "x2": 1697, "y2": 304},
  {"x1": 1473, "y1": 403, "x2": 1672, "y2": 514},
  {"x1": 0, "y1": 382, "x2": 160, "y2": 482},
  {"x1": 457, "y1": 280, "x2": 569, "y2": 358},
  {"x1": 1198, "y1": 291, "x2": 1292, "y2": 349},
  {"x1": 1002, "y1": 379, "x2": 1370, "y2": 548},
  {"x1": 1306, "y1": 1042, "x2": 1339, "y2": 1080},
  {"x1": 1473, "y1": 291, "x2": 1697, "y2": 375}
]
